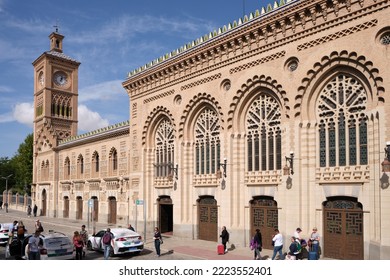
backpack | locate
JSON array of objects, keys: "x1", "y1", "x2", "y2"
[
  {"x1": 249, "y1": 238, "x2": 258, "y2": 250},
  {"x1": 294, "y1": 240, "x2": 302, "y2": 254},
  {"x1": 102, "y1": 232, "x2": 112, "y2": 244}
]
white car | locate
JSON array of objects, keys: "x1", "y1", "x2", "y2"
[
  {"x1": 5, "y1": 230, "x2": 73, "y2": 260},
  {"x1": 87, "y1": 228, "x2": 144, "y2": 256},
  {"x1": 0, "y1": 223, "x2": 13, "y2": 245}
]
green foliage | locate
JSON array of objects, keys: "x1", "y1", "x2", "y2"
[{"x1": 0, "y1": 133, "x2": 33, "y2": 195}]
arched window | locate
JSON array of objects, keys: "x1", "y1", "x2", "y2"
[
  {"x1": 45, "y1": 160, "x2": 50, "y2": 181},
  {"x1": 92, "y1": 152, "x2": 99, "y2": 177},
  {"x1": 318, "y1": 74, "x2": 368, "y2": 167},
  {"x1": 246, "y1": 93, "x2": 282, "y2": 171},
  {"x1": 109, "y1": 148, "x2": 118, "y2": 176},
  {"x1": 195, "y1": 108, "x2": 221, "y2": 175},
  {"x1": 77, "y1": 154, "x2": 84, "y2": 178},
  {"x1": 155, "y1": 119, "x2": 175, "y2": 177},
  {"x1": 64, "y1": 157, "x2": 71, "y2": 180}
]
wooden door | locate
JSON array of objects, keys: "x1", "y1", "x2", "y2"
[
  {"x1": 63, "y1": 196, "x2": 69, "y2": 218},
  {"x1": 76, "y1": 196, "x2": 83, "y2": 220},
  {"x1": 92, "y1": 197, "x2": 99, "y2": 222},
  {"x1": 250, "y1": 196, "x2": 278, "y2": 250},
  {"x1": 198, "y1": 196, "x2": 218, "y2": 242},
  {"x1": 41, "y1": 189, "x2": 47, "y2": 216},
  {"x1": 108, "y1": 197, "x2": 117, "y2": 224},
  {"x1": 323, "y1": 198, "x2": 363, "y2": 260}
]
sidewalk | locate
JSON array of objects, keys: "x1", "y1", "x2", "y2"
[
  {"x1": 1, "y1": 208, "x2": 323, "y2": 260},
  {"x1": 156, "y1": 234, "x2": 273, "y2": 260}
]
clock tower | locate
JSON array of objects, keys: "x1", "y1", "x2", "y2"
[{"x1": 32, "y1": 31, "x2": 81, "y2": 154}]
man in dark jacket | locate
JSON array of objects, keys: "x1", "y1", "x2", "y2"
[{"x1": 220, "y1": 226, "x2": 229, "y2": 253}]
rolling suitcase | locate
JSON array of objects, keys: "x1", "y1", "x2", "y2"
[
  {"x1": 308, "y1": 243, "x2": 317, "y2": 260},
  {"x1": 217, "y1": 244, "x2": 225, "y2": 255}
]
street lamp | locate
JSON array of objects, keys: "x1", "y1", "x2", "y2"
[{"x1": 1, "y1": 174, "x2": 13, "y2": 213}]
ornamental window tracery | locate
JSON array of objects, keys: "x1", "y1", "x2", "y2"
[
  {"x1": 64, "y1": 157, "x2": 71, "y2": 180},
  {"x1": 195, "y1": 108, "x2": 221, "y2": 175},
  {"x1": 318, "y1": 74, "x2": 368, "y2": 167},
  {"x1": 155, "y1": 119, "x2": 175, "y2": 177},
  {"x1": 246, "y1": 93, "x2": 282, "y2": 171},
  {"x1": 109, "y1": 148, "x2": 118, "y2": 176},
  {"x1": 77, "y1": 154, "x2": 84, "y2": 178}
]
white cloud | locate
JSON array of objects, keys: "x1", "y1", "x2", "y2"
[
  {"x1": 12, "y1": 102, "x2": 34, "y2": 127},
  {"x1": 78, "y1": 104, "x2": 109, "y2": 132},
  {"x1": 3, "y1": 102, "x2": 108, "y2": 134},
  {"x1": 78, "y1": 80, "x2": 126, "y2": 102}
]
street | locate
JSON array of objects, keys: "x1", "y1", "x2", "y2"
[{"x1": 0, "y1": 208, "x2": 197, "y2": 260}]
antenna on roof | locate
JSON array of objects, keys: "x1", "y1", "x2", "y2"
[{"x1": 243, "y1": 0, "x2": 246, "y2": 17}]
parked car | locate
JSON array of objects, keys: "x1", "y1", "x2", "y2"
[
  {"x1": 0, "y1": 223, "x2": 13, "y2": 245},
  {"x1": 5, "y1": 230, "x2": 73, "y2": 260},
  {"x1": 87, "y1": 228, "x2": 144, "y2": 256}
]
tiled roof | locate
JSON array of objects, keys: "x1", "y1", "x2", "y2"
[
  {"x1": 58, "y1": 120, "x2": 130, "y2": 145},
  {"x1": 45, "y1": 50, "x2": 80, "y2": 64},
  {"x1": 125, "y1": 0, "x2": 297, "y2": 79}
]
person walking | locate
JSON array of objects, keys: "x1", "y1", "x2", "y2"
[
  {"x1": 253, "y1": 228, "x2": 263, "y2": 260},
  {"x1": 27, "y1": 230, "x2": 41, "y2": 260},
  {"x1": 35, "y1": 219, "x2": 43, "y2": 232},
  {"x1": 33, "y1": 204, "x2": 38, "y2": 217},
  {"x1": 27, "y1": 205, "x2": 32, "y2": 217},
  {"x1": 73, "y1": 231, "x2": 84, "y2": 260},
  {"x1": 220, "y1": 226, "x2": 230, "y2": 253},
  {"x1": 102, "y1": 228, "x2": 114, "y2": 260},
  {"x1": 80, "y1": 225, "x2": 88, "y2": 258},
  {"x1": 271, "y1": 228, "x2": 284, "y2": 260},
  {"x1": 153, "y1": 227, "x2": 163, "y2": 257}
]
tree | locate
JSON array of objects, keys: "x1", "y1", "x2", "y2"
[
  {"x1": 0, "y1": 157, "x2": 15, "y2": 193},
  {"x1": 10, "y1": 133, "x2": 33, "y2": 194}
]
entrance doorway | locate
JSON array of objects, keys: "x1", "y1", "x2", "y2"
[
  {"x1": 197, "y1": 196, "x2": 218, "y2": 242},
  {"x1": 323, "y1": 196, "x2": 363, "y2": 260},
  {"x1": 108, "y1": 197, "x2": 117, "y2": 224},
  {"x1": 41, "y1": 189, "x2": 47, "y2": 216},
  {"x1": 63, "y1": 196, "x2": 69, "y2": 218},
  {"x1": 76, "y1": 196, "x2": 83, "y2": 220},
  {"x1": 91, "y1": 196, "x2": 99, "y2": 222},
  {"x1": 158, "y1": 196, "x2": 173, "y2": 234},
  {"x1": 250, "y1": 196, "x2": 278, "y2": 250}
]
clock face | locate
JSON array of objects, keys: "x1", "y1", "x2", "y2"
[
  {"x1": 38, "y1": 72, "x2": 44, "y2": 87},
  {"x1": 53, "y1": 71, "x2": 68, "y2": 87}
]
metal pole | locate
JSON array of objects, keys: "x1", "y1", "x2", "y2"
[{"x1": 143, "y1": 201, "x2": 146, "y2": 243}]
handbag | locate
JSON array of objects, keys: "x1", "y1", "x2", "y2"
[{"x1": 159, "y1": 238, "x2": 163, "y2": 244}]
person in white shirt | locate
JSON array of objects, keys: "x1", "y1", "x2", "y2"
[
  {"x1": 271, "y1": 229, "x2": 284, "y2": 260},
  {"x1": 293, "y1": 227, "x2": 302, "y2": 241}
]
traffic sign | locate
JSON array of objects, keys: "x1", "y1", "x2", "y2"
[{"x1": 136, "y1": 199, "x2": 144, "y2": 205}]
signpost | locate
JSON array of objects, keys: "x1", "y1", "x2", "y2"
[
  {"x1": 88, "y1": 199, "x2": 93, "y2": 231},
  {"x1": 136, "y1": 199, "x2": 146, "y2": 242}
]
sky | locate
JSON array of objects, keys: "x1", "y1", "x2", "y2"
[{"x1": 0, "y1": 0, "x2": 276, "y2": 158}]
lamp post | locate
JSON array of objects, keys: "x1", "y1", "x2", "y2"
[{"x1": 1, "y1": 174, "x2": 13, "y2": 213}]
